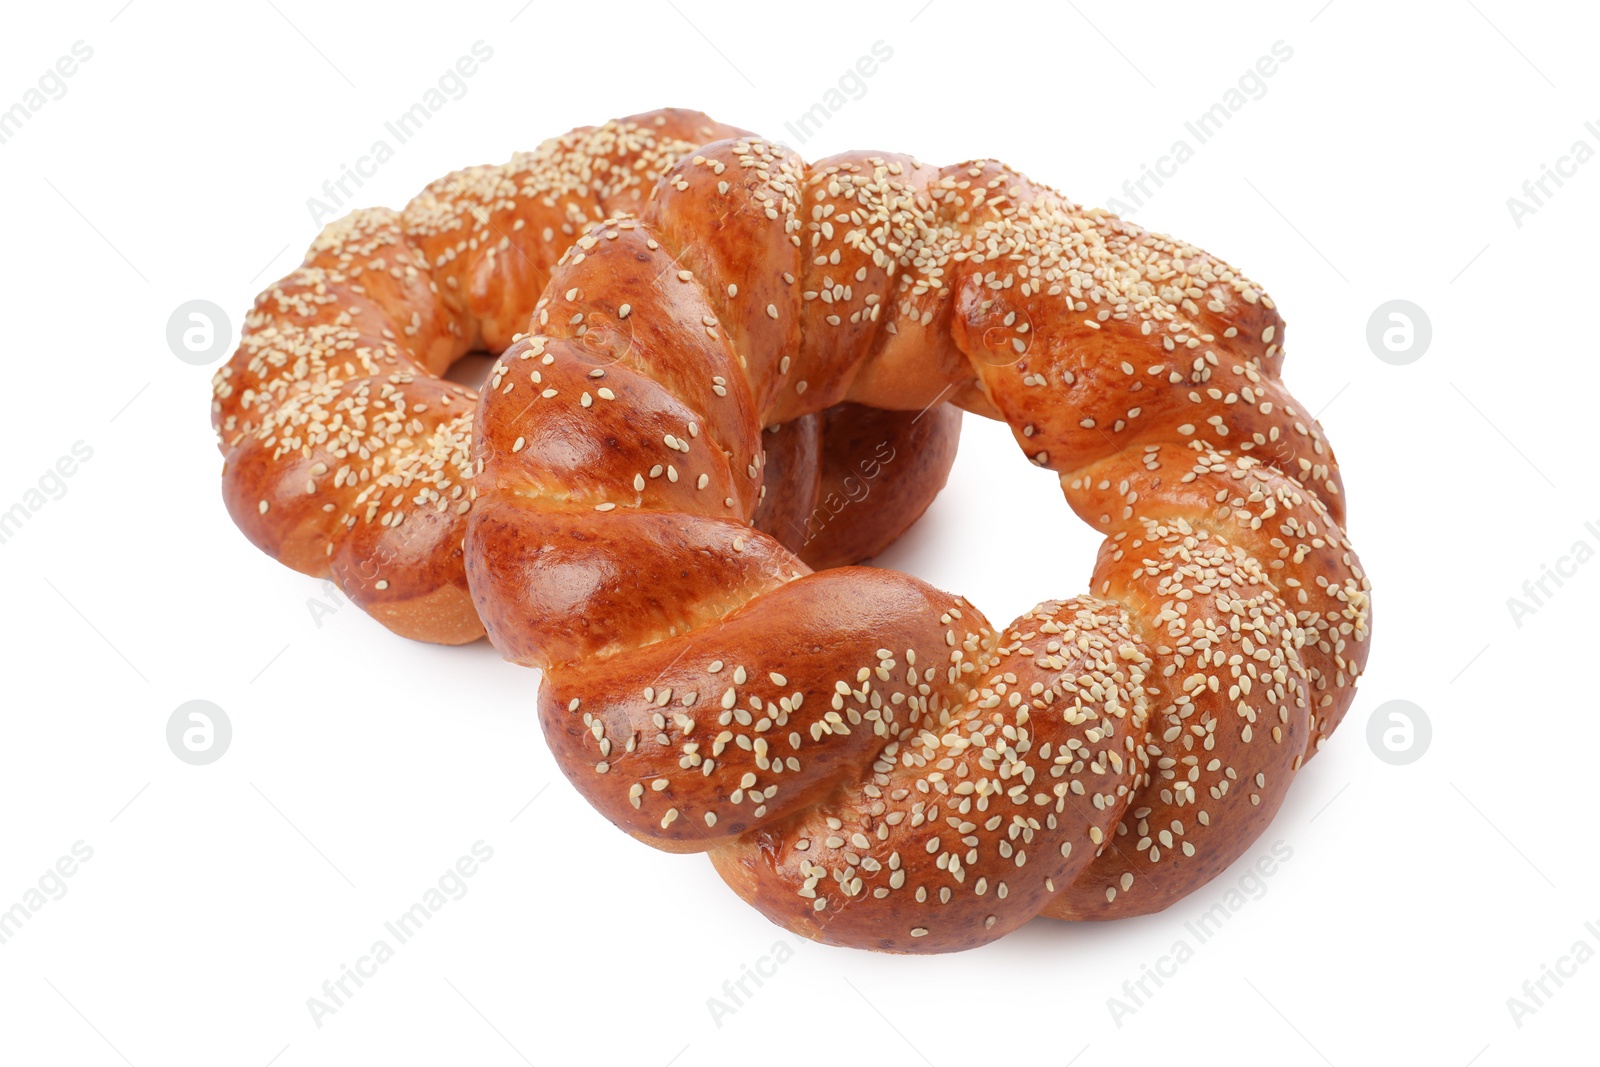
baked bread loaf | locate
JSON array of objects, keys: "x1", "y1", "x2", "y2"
[
  {"x1": 461, "y1": 112, "x2": 1371, "y2": 951},
  {"x1": 214, "y1": 108, "x2": 1370, "y2": 953},
  {"x1": 210, "y1": 111, "x2": 959, "y2": 643}
]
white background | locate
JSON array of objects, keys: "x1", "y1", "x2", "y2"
[{"x1": 2, "y1": 1, "x2": 1595, "y2": 1064}]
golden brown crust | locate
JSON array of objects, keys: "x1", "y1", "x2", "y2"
[
  {"x1": 796, "y1": 403, "x2": 962, "y2": 570},
  {"x1": 706, "y1": 596, "x2": 1148, "y2": 951},
  {"x1": 217, "y1": 109, "x2": 1370, "y2": 951},
  {"x1": 537, "y1": 568, "x2": 984, "y2": 854},
  {"x1": 751, "y1": 403, "x2": 963, "y2": 567},
  {"x1": 749, "y1": 415, "x2": 821, "y2": 553},
  {"x1": 464, "y1": 113, "x2": 1369, "y2": 952}
]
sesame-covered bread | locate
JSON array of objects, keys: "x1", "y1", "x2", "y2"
[
  {"x1": 461, "y1": 111, "x2": 1370, "y2": 951},
  {"x1": 210, "y1": 110, "x2": 960, "y2": 643},
  {"x1": 214, "y1": 109, "x2": 1370, "y2": 953}
]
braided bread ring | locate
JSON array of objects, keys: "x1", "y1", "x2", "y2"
[
  {"x1": 460, "y1": 112, "x2": 1370, "y2": 952},
  {"x1": 210, "y1": 111, "x2": 958, "y2": 643}
]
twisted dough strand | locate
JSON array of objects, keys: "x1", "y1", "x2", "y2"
[{"x1": 460, "y1": 113, "x2": 1370, "y2": 951}]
